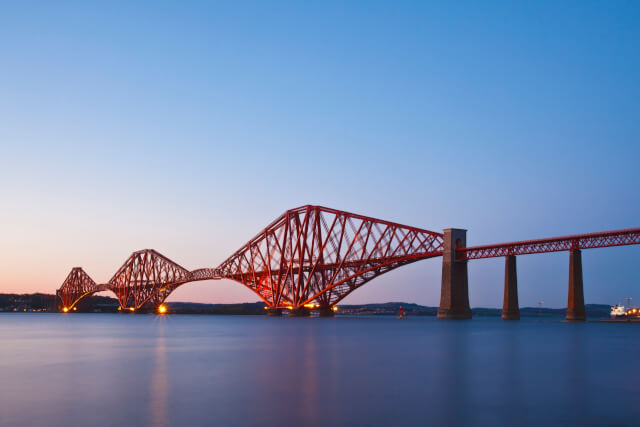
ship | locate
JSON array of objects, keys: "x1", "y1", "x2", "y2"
[{"x1": 610, "y1": 305, "x2": 640, "y2": 319}]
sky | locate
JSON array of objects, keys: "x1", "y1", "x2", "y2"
[{"x1": 0, "y1": 1, "x2": 638, "y2": 308}]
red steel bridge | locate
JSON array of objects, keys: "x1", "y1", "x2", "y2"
[{"x1": 56, "y1": 205, "x2": 640, "y2": 320}]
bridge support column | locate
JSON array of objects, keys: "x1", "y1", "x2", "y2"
[
  {"x1": 567, "y1": 249, "x2": 586, "y2": 321},
  {"x1": 318, "y1": 306, "x2": 335, "y2": 317},
  {"x1": 266, "y1": 308, "x2": 283, "y2": 316},
  {"x1": 437, "y1": 228, "x2": 472, "y2": 320},
  {"x1": 502, "y1": 255, "x2": 520, "y2": 320},
  {"x1": 289, "y1": 307, "x2": 311, "y2": 317}
]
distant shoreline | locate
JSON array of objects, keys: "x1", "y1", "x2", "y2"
[{"x1": 0, "y1": 293, "x2": 614, "y2": 317}]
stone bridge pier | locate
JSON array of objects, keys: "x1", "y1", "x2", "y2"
[
  {"x1": 437, "y1": 230, "x2": 588, "y2": 321},
  {"x1": 437, "y1": 228, "x2": 472, "y2": 319}
]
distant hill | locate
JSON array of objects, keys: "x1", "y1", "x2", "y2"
[
  {"x1": 339, "y1": 302, "x2": 438, "y2": 316},
  {"x1": 0, "y1": 293, "x2": 613, "y2": 318},
  {"x1": 0, "y1": 293, "x2": 56, "y2": 312},
  {"x1": 339, "y1": 302, "x2": 613, "y2": 318},
  {"x1": 165, "y1": 302, "x2": 266, "y2": 315},
  {"x1": 0, "y1": 293, "x2": 118, "y2": 312}
]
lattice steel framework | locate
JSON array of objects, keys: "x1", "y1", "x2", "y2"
[
  {"x1": 110, "y1": 249, "x2": 197, "y2": 309},
  {"x1": 57, "y1": 250, "x2": 217, "y2": 311},
  {"x1": 56, "y1": 205, "x2": 639, "y2": 313},
  {"x1": 458, "y1": 227, "x2": 640, "y2": 260},
  {"x1": 56, "y1": 267, "x2": 105, "y2": 310},
  {"x1": 216, "y1": 205, "x2": 444, "y2": 309}
]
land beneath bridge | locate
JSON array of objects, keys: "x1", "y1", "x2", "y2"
[{"x1": 0, "y1": 293, "x2": 614, "y2": 318}]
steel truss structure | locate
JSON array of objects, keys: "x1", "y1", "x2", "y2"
[
  {"x1": 56, "y1": 204, "x2": 640, "y2": 312},
  {"x1": 216, "y1": 205, "x2": 444, "y2": 309},
  {"x1": 110, "y1": 249, "x2": 210, "y2": 309},
  {"x1": 56, "y1": 250, "x2": 216, "y2": 311},
  {"x1": 457, "y1": 227, "x2": 640, "y2": 260},
  {"x1": 56, "y1": 267, "x2": 103, "y2": 310}
]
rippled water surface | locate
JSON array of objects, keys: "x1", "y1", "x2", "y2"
[{"x1": 1, "y1": 313, "x2": 639, "y2": 426}]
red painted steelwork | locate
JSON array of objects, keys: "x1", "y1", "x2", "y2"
[
  {"x1": 57, "y1": 205, "x2": 639, "y2": 313},
  {"x1": 457, "y1": 227, "x2": 640, "y2": 260},
  {"x1": 57, "y1": 250, "x2": 217, "y2": 311},
  {"x1": 57, "y1": 267, "x2": 95, "y2": 309},
  {"x1": 215, "y1": 205, "x2": 444, "y2": 309},
  {"x1": 108, "y1": 250, "x2": 218, "y2": 309},
  {"x1": 57, "y1": 267, "x2": 109, "y2": 310},
  {"x1": 109, "y1": 249, "x2": 193, "y2": 309}
]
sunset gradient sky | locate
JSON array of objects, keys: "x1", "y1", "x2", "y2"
[{"x1": 1, "y1": 1, "x2": 639, "y2": 308}]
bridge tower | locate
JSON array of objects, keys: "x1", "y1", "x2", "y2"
[
  {"x1": 566, "y1": 249, "x2": 586, "y2": 321},
  {"x1": 502, "y1": 255, "x2": 520, "y2": 320},
  {"x1": 437, "y1": 228, "x2": 472, "y2": 319}
]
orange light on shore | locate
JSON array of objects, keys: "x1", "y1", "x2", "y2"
[
  {"x1": 158, "y1": 305, "x2": 167, "y2": 314},
  {"x1": 62, "y1": 307, "x2": 69, "y2": 313},
  {"x1": 129, "y1": 307, "x2": 135, "y2": 312},
  {"x1": 332, "y1": 306, "x2": 338, "y2": 312}
]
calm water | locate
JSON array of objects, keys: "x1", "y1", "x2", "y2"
[{"x1": 1, "y1": 314, "x2": 639, "y2": 427}]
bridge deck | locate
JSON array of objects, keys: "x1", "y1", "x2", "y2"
[{"x1": 457, "y1": 227, "x2": 640, "y2": 260}]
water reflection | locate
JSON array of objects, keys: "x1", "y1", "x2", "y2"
[
  {"x1": 300, "y1": 328, "x2": 319, "y2": 422},
  {"x1": 567, "y1": 324, "x2": 589, "y2": 422},
  {"x1": 150, "y1": 319, "x2": 169, "y2": 427},
  {"x1": 1, "y1": 314, "x2": 639, "y2": 427},
  {"x1": 435, "y1": 322, "x2": 472, "y2": 426},
  {"x1": 500, "y1": 324, "x2": 523, "y2": 425}
]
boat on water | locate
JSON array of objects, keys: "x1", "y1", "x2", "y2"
[
  {"x1": 397, "y1": 306, "x2": 407, "y2": 319},
  {"x1": 610, "y1": 305, "x2": 640, "y2": 319}
]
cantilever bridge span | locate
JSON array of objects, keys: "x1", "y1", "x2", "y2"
[
  {"x1": 56, "y1": 205, "x2": 640, "y2": 320},
  {"x1": 56, "y1": 250, "x2": 218, "y2": 312},
  {"x1": 57, "y1": 206, "x2": 443, "y2": 313}
]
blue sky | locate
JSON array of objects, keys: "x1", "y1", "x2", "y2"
[{"x1": 0, "y1": 1, "x2": 638, "y2": 307}]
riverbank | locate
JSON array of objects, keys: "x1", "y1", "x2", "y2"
[{"x1": 0, "y1": 293, "x2": 614, "y2": 318}]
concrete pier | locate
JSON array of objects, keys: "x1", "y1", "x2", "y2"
[
  {"x1": 566, "y1": 249, "x2": 586, "y2": 321},
  {"x1": 266, "y1": 308, "x2": 283, "y2": 316},
  {"x1": 437, "y1": 228, "x2": 472, "y2": 319},
  {"x1": 502, "y1": 255, "x2": 520, "y2": 320},
  {"x1": 318, "y1": 306, "x2": 335, "y2": 317},
  {"x1": 288, "y1": 307, "x2": 311, "y2": 317}
]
